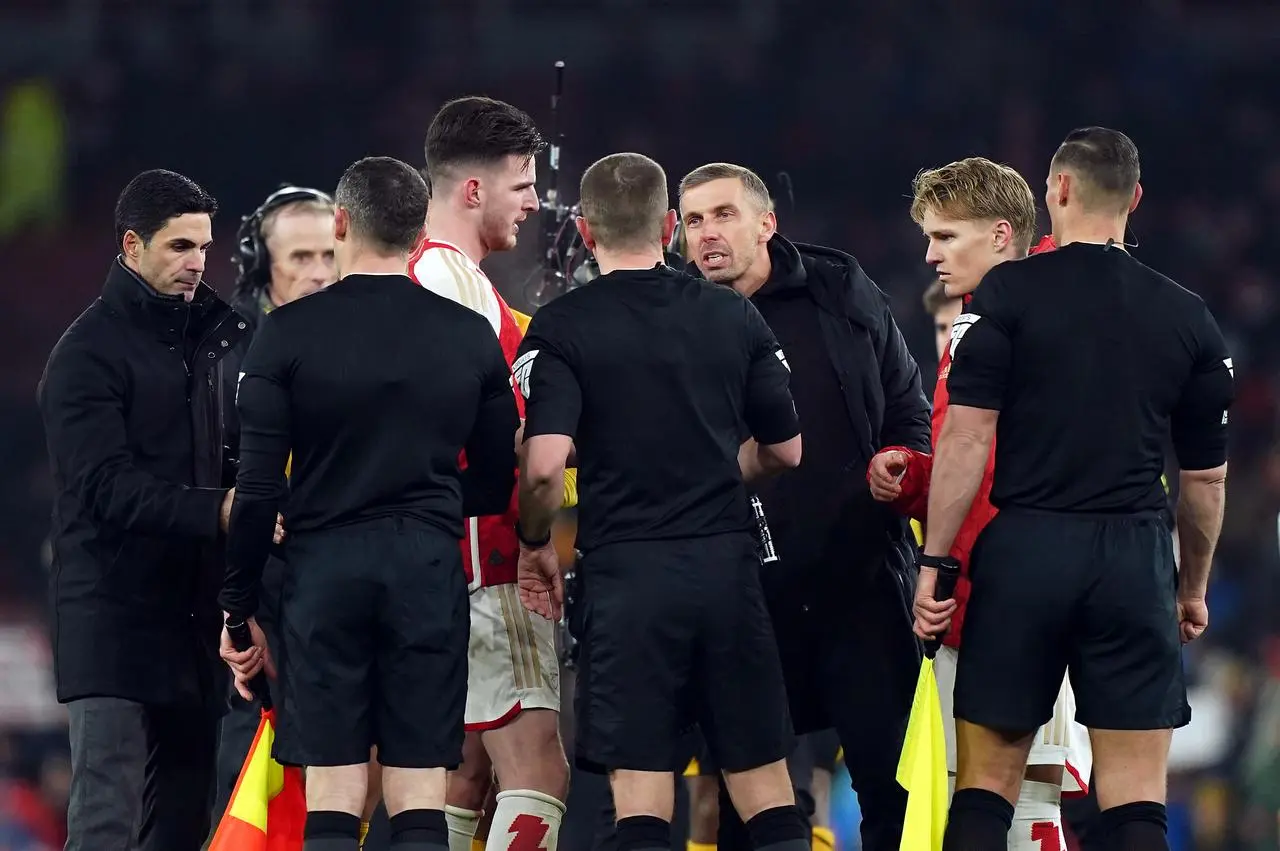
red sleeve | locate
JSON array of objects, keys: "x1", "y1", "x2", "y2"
[{"x1": 882, "y1": 445, "x2": 932, "y2": 521}]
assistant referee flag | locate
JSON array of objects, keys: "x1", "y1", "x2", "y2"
[{"x1": 208, "y1": 706, "x2": 306, "y2": 850}]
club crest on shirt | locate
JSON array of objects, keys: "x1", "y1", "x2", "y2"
[
  {"x1": 949, "y1": 313, "x2": 980, "y2": 358},
  {"x1": 512, "y1": 349, "x2": 538, "y2": 398}
]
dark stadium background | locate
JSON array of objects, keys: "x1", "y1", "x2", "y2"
[{"x1": 0, "y1": 1, "x2": 1277, "y2": 849}]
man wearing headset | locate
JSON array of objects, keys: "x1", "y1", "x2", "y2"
[{"x1": 212, "y1": 184, "x2": 338, "y2": 824}]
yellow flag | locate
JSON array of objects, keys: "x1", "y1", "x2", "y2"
[{"x1": 897, "y1": 657, "x2": 949, "y2": 851}]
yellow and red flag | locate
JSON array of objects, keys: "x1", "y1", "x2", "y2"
[{"x1": 208, "y1": 707, "x2": 306, "y2": 851}]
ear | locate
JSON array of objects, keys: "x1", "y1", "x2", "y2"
[
  {"x1": 992, "y1": 220, "x2": 1014, "y2": 252},
  {"x1": 1129, "y1": 181, "x2": 1143, "y2": 214},
  {"x1": 464, "y1": 177, "x2": 483, "y2": 210},
  {"x1": 121, "y1": 229, "x2": 143, "y2": 260},
  {"x1": 661, "y1": 209, "x2": 678, "y2": 246},
  {"x1": 333, "y1": 206, "x2": 349, "y2": 242},
  {"x1": 1055, "y1": 172, "x2": 1071, "y2": 207},
  {"x1": 575, "y1": 217, "x2": 595, "y2": 253},
  {"x1": 759, "y1": 209, "x2": 777, "y2": 244}
]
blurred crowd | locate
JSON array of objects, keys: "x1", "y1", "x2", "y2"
[{"x1": 0, "y1": 1, "x2": 1277, "y2": 848}]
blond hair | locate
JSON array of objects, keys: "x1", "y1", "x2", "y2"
[
  {"x1": 910, "y1": 157, "x2": 1038, "y2": 254},
  {"x1": 921, "y1": 279, "x2": 956, "y2": 316},
  {"x1": 678, "y1": 162, "x2": 774, "y2": 213}
]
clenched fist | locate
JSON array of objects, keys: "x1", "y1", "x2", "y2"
[{"x1": 868, "y1": 449, "x2": 909, "y2": 502}]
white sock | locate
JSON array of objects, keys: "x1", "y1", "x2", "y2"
[
  {"x1": 485, "y1": 789, "x2": 566, "y2": 851},
  {"x1": 446, "y1": 805, "x2": 483, "y2": 851},
  {"x1": 1008, "y1": 780, "x2": 1063, "y2": 851}
]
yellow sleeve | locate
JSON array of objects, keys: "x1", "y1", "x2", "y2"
[
  {"x1": 285, "y1": 452, "x2": 292, "y2": 479},
  {"x1": 909, "y1": 518, "x2": 923, "y2": 547},
  {"x1": 561, "y1": 467, "x2": 578, "y2": 508}
]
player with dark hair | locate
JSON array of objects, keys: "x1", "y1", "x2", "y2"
[
  {"x1": 38, "y1": 169, "x2": 245, "y2": 850},
  {"x1": 220, "y1": 155, "x2": 520, "y2": 851},
  {"x1": 916, "y1": 128, "x2": 1233, "y2": 850},
  {"x1": 513, "y1": 151, "x2": 806, "y2": 851},
  {"x1": 409, "y1": 95, "x2": 576, "y2": 851}
]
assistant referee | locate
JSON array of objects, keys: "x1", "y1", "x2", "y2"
[
  {"x1": 219, "y1": 156, "x2": 520, "y2": 851},
  {"x1": 913, "y1": 127, "x2": 1234, "y2": 851},
  {"x1": 510, "y1": 152, "x2": 811, "y2": 851}
]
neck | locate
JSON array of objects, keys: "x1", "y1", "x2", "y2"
[
  {"x1": 426, "y1": 204, "x2": 488, "y2": 266},
  {"x1": 731, "y1": 248, "x2": 773, "y2": 298},
  {"x1": 340, "y1": 246, "x2": 410, "y2": 277},
  {"x1": 265, "y1": 284, "x2": 286, "y2": 308},
  {"x1": 594, "y1": 246, "x2": 664, "y2": 276},
  {"x1": 1056, "y1": 214, "x2": 1128, "y2": 250}
]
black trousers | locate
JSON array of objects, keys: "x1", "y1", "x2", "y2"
[{"x1": 65, "y1": 697, "x2": 218, "y2": 851}]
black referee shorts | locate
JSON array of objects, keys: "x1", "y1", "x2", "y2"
[
  {"x1": 273, "y1": 516, "x2": 469, "y2": 769},
  {"x1": 955, "y1": 507, "x2": 1189, "y2": 733},
  {"x1": 574, "y1": 531, "x2": 794, "y2": 774}
]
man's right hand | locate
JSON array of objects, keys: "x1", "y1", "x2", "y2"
[
  {"x1": 219, "y1": 487, "x2": 235, "y2": 533},
  {"x1": 1177, "y1": 594, "x2": 1209, "y2": 644},
  {"x1": 868, "y1": 450, "x2": 908, "y2": 502}
]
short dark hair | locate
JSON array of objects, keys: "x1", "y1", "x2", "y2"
[
  {"x1": 579, "y1": 153, "x2": 670, "y2": 252},
  {"x1": 114, "y1": 169, "x2": 217, "y2": 249},
  {"x1": 1050, "y1": 126, "x2": 1141, "y2": 213},
  {"x1": 334, "y1": 157, "x2": 430, "y2": 253},
  {"x1": 424, "y1": 96, "x2": 545, "y2": 186}
]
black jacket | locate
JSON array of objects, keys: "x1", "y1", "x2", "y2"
[
  {"x1": 693, "y1": 235, "x2": 931, "y2": 604},
  {"x1": 37, "y1": 258, "x2": 248, "y2": 710}
]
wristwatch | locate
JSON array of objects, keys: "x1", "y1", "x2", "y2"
[
  {"x1": 515, "y1": 521, "x2": 551, "y2": 548},
  {"x1": 917, "y1": 552, "x2": 960, "y2": 571}
]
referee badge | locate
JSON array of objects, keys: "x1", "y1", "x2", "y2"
[
  {"x1": 948, "y1": 313, "x2": 979, "y2": 358},
  {"x1": 512, "y1": 349, "x2": 538, "y2": 398}
]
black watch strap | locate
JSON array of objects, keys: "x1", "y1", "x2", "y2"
[
  {"x1": 516, "y1": 522, "x2": 551, "y2": 548},
  {"x1": 917, "y1": 552, "x2": 960, "y2": 571}
]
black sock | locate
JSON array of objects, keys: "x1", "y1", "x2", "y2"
[
  {"x1": 744, "y1": 805, "x2": 809, "y2": 851},
  {"x1": 1099, "y1": 801, "x2": 1169, "y2": 851},
  {"x1": 942, "y1": 788, "x2": 1013, "y2": 851},
  {"x1": 305, "y1": 810, "x2": 362, "y2": 851},
  {"x1": 389, "y1": 808, "x2": 449, "y2": 850},
  {"x1": 615, "y1": 815, "x2": 670, "y2": 851}
]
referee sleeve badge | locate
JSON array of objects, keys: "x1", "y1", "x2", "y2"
[
  {"x1": 948, "y1": 313, "x2": 979, "y2": 358},
  {"x1": 512, "y1": 349, "x2": 538, "y2": 399}
]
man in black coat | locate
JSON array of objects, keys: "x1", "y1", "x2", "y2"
[
  {"x1": 677, "y1": 163, "x2": 930, "y2": 851},
  {"x1": 36, "y1": 169, "x2": 250, "y2": 851}
]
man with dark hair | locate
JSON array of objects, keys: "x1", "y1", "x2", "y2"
[
  {"x1": 220, "y1": 156, "x2": 520, "y2": 851},
  {"x1": 37, "y1": 168, "x2": 247, "y2": 850},
  {"x1": 410, "y1": 96, "x2": 573, "y2": 851},
  {"x1": 678, "y1": 162, "x2": 929, "y2": 851},
  {"x1": 916, "y1": 127, "x2": 1233, "y2": 850},
  {"x1": 513, "y1": 152, "x2": 807, "y2": 851}
]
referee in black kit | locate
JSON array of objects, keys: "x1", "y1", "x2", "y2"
[
  {"x1": 509, "y1": 152, "x2": 810, "y2": 851},
  {"x1": 219, "y1": 156, "x2": 520, "y2": 851},
  {"x1": 913, "y1": 127, "x2": 1234, "y2": 850}
]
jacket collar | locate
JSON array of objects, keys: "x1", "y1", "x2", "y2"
[
  {"x1": 757, "y1": 234, "x2": 808, "y2": 295},
  {"x1": 101, "y1": 256, "x2": 234, "y2": 342}
]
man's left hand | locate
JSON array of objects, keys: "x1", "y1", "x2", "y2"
[{"x1": 518, "y1": 541, "x2": 563, "y2": 620}]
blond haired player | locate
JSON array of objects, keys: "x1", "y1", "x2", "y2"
[
  {"x1": 409, "y1": 96, "x2": 572, "y2": 851},
  {"x1": 866, "y1": 157, "x2": 1091, "y2": 850}
]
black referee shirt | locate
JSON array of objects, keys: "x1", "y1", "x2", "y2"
[
  {"x1": 220, "y1": 273, "x2": 519, "y2": 618},
  {"x1": 948, "y1": 241, "x2": 1234, "y2": 514},
  {"x1": 514, "y1": 263, "x2": 800, "y2": 551}
]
